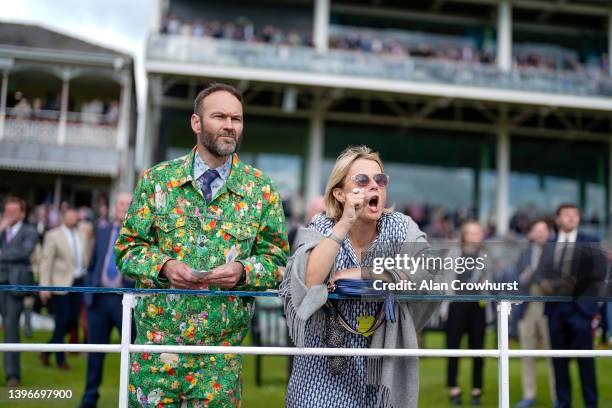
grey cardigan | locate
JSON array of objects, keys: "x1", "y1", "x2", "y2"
[{"x1": 281, "y1": 219, "x2": 442, "y2": 408}]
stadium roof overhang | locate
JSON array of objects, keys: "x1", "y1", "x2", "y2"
[{"x1": 146, "y1": 61, "x2": 612, "y2": 113}]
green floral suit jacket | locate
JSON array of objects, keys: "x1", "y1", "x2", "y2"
[{"x1": 116, "y1": 147, "x2": 289, "y2": 407}]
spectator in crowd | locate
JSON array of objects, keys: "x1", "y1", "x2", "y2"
[
  {"x1": 514, "y1": 219, "x2": 556, "y2": 408},
  {"x1": 32, "y1": 97, "x2": 44, "y2": 119},
  {"x1": 95, "y1": 197, "x2": 110, "y2": 229},
  {"x1": 287, "y1": 195, "x2": 324, "y2": 252},
  {"x1": 79, "y1": 192, "x2": 134, "y2": 408},
  {"x1": 0, "y1": 197, "x2": 38, "y2": 387},
  {"x1": 38, "y1": 208, "x2": 91, "y2": 370},
  {"x1": 446, "y1": 221, "x2": 487, "y2": 406},
  {"x1": 535, "y1": 204, "x2": 607, "y2": 408},
  {"x1": 12, "y1": 97, "x2": 32, "y2": 120},
  {"x1": 32, "y1": 204, "x2": 49, "y2": 240},
  {"x1": 283, "y1": 145, "x2": 438, "y2": 408},
  {"x1": 81, "y1": 98, "x2": 104, "y2": 124},
  {"x1": 104, "y1": 100, "x2": 119, "y2": 125}
]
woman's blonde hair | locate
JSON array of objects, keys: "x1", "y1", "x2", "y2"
[{"x1": 323, "y1": 145, "x2": 392, "y2": 220}]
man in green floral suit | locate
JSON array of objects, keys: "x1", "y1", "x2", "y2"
[{"x1": 116, "y1": 83, "x2": 289, "y2": 407}]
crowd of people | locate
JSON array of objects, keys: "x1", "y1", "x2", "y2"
[
  {"x1": 0, "y1": 194, "x2": 131, "y2": 406},
  {"x1": 160, "y1": 14, "x2": 610, "y2": 78},
  {"x1": 8, "y1": 92, "x2": 119, "y2": 125},
  {"x1": 161, "y1": 14, "x2": 312, "y2": 47}
]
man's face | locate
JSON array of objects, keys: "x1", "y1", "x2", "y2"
[
  {"x1": 556, "y1": 208, "x2": 580, "y2": 232},
  {"x1": 192, "y1": 91, "x2": 244, "y2": 157},
  {"x1": 3, "y1": 203, "x2": 24, "y2": 226},
  {"x1": 63, "y1": 210, "x2": 79, "y2": 228}
]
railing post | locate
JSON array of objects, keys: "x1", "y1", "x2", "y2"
[
  {"x1": 119, "y1": 293, "x2": 135, "y2": 408},
  {"x1": 497, "y1": 301, "x2": 511, "y2": 408}
]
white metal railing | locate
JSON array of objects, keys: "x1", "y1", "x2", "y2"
[
  {"x1": 1, "y1": 290, "x2": 611, "y2": 408},
  {"x1": 2, "y1": 108, "x2": 118, "y2": 148}
]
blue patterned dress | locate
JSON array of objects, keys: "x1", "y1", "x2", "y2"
[{"x1": 286, "y1": 212, "x2": 412, "y2": 408}]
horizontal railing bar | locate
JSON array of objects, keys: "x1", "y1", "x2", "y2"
[
  {"x1": 3, "y1": 343, "x2": 612, "y2": 358},
  {"x1": 0, "y1": 285, "x2": 609, "y2": 302},
  {"x1": 128, "y1": 345, "x2": 500, "y2": 357},
  {"x1": 508, "y1": 350, "x2": 612, "y2": 357},
  {"x1": 0, "y1": 344, "x2": 121, "y2": 353}
]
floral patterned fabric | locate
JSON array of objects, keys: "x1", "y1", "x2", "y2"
[{"x1": 115, "y1": 147, "x2": 289, "y2": 407}]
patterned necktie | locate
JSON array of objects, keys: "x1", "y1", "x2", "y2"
[{"x1": 198, "y1": 169, "x2": 219, "y2": 203}]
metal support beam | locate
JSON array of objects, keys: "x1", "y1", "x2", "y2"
[
  {"x1": 497, "y1": 0, "x2": 513, "y2": 73},
  {"x1": 495, "y1": 109, "x2": 510, "y2": 236},
  {"x1": 314, "y1": 0, "x2": 330, "y2": 53},
  {"x1": 57, "y1": 72, "x2": 70, "y2": 145},
  {"x1": 305, "y1": 105, "x2": 324, "y2": 206}
]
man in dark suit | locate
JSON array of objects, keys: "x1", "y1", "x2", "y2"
[
  {"x1": 535, "y1": 204, "x2": 608, "y2": 408},
  {"x1": 80, "y1": 192, "x2": 134, "y2": 408},
  {"x1": 0, "y1": 197, "x2": 38, "y2": 386}
]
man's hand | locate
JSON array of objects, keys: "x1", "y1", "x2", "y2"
[
  {"x1": 160, "y1": 260, "x2": 202, "y2": 289},
  {"x1": 0, "y1": 217, "x2": 9, "y2": 232},
  {"x1": 39, "y1": 291, "x2": 52, "y2": 303},
  {"x1": 201, "y1": 261, "x2": 244, "y2": 289}
]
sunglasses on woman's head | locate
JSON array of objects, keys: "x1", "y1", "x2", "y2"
[{"x1": 350, "y1": 173, "x2": 389, "y2": 188}]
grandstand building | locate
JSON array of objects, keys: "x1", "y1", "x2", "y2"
[
  {"x1": 143, "y1": 0, "x2": 612, "y2": 236},
  {"x1": 0, "y1": 22, "x2": 136, "y2": 208}
]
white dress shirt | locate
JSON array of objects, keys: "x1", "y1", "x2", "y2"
[{"x1": 61, "y1": 225, "x2": 84, "y2": 279}]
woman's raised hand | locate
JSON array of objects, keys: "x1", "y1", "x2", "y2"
[{"x1": 340, "y1": 187, "x2": 365, "y2": 226}]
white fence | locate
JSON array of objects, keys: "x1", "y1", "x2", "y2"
[{"x1": 1, "y1": 288, "x2": 610, "y2": 408}]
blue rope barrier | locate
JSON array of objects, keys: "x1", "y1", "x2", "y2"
[{"x1": 0, "y1": 285, "x2": 610, "y2": 302}]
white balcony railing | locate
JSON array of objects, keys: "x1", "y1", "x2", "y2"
[{"x1": 2, "y1": 108, "x2": 118, "y2": 148}]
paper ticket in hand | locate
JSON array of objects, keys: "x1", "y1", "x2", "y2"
[
  {"x1": 226, "y1": 245, "x2": 239, "y2": 263},
  {"x1": 191, "y1": 269, "x2": 211, "y2": 278}
]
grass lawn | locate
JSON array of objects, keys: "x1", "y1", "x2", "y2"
[{"x1": 1, "y1": 329, "x2": 611, "y2": 407}]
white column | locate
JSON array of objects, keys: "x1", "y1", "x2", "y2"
[
  {"x1": 608, "y1": 12, "x2": 612, "y2": 76},
  {"x1": 497, "y1": 0, "x2": 513, "y2": 73},
  {"x1": 313, "y1": 0, "x2": 330, "y2": 53},
  {"x1": 57, "y1": 72, "x2": 70, "y2": 145},
  {"x1": 136, "y1": 75, "x2": 160, "y2": 171},
  {"x1": 117, "y1": 73, "x2": 132, "y2": 151},
  {"x1": 495, "y1": 109, "x2": 510, "y2": 236},
  {"x1": 305, "y1": 108, "x2": 324, "y2": 206},
  {"x1": 0, "y1": 70, "x2": 8, "y2": 141}
]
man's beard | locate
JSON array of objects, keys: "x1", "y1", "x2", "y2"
[{"x1": 199, "y1": 128, "x2": 242, "y2": 157}]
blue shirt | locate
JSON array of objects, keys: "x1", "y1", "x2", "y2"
[{"x1": 193, "y1": 151, "x2": 232, "y2": 200}]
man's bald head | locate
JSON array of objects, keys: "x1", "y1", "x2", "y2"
[
  {"x1": 114, "y1": 192, "x2": 133, "y2": 224},
  {"x1": 306, "y1": 196, "x2": 325, "y2": 224}
]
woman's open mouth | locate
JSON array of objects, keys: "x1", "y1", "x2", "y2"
[{"x1": 367, "y1": 195, "x2": 379, "y2": 211}]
